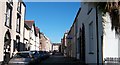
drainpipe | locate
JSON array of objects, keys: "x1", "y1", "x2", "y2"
[{"x1": 96, "y1": 4, "x2": 99, "y2": 65}]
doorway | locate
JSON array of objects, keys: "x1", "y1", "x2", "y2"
[
  {"x1": 80, "y1": 24, "x2": 85, "y2": 63},
  {"x1": 3, "y1": 30, "x2": 11, "y2": 64}
]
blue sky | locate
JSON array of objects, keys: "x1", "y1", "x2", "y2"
[{"x1": 25, "y1": 2, "x2": 80, "y2": 43}]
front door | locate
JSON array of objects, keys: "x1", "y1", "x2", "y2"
[
  {"x1": 80, "y1": 24, "x2": 85, "y2": 63},
  {"x1": 3, "y1": 31, "x2": 11, "y2": 64}
]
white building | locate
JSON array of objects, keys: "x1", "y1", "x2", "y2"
[
  {"x1": 76, "y1": 2, "x2": 119, "y2": 64},
  {"x1": 102, "y1": 13, "x2": 119, "y2": 63},
  {"x1": 35, "y1": 27, "x2": 40, "y2": 51},
  {"x1": 23, "y1": 23, "x2": 31, "y2": 51},
  {"x1": 52, "y1": 43, "x2": 60, "y2": 52},
  {"x1": 77, "y1": 2, "x2": 103, "y2": 64},
  {"x1": 45, "y1": 38, "x2": 52, "y2": 52},
  {"x1": 24, "y1": 20, "x2": 36, "y2": 51},
  {"x1": 0, "y1": 0, "x2": 26, "y2": 64},
  {"x1": 40, "y1": 33, "x2": 52, "y2": 52}
]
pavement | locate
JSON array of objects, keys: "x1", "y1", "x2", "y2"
[{"x1": 30, "y1": 53, "x2": 85, "y2": 65}]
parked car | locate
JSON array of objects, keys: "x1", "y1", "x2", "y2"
[
  {"x1": 49, "y1": 51, "x2": 53, "y2": 55},
  {"x1": 38, "y1": 51, "x2": 50, "y2": 60},
  {"x1": 30, "y1": 51, "x2": 40, "y2": 60},
  {"x1": 43, "y1": 51, "x2": 50, "y2": 58},
  {"x1": 8, "y1": 51, "x2": 34, "y2": 65},
  {"x1": 38, "y1": 51, "x2": 45, "y2": 60}
]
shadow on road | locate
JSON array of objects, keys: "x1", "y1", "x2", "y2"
[{"x1": 28, "y1": 53, "x2": 83, "y2": 65}]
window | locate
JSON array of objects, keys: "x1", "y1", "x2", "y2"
[
  {"x1": 5, "y1": 2, "x2": 12, "y2": 28},
  {"x1": 87, "y1": 7, "x2": 92, "y2": 15},
  {"x1": 13, "y1": 53, "x2": 30, "y2": 58},
  {"x1": 89, "y1": 21, "x2": 94, "y2": 53},
  {"x1": 8, "y1": 0, "x2": 13, "y2": 5},
  {"x1": 13, "y1": 40, "x2": 17, "y2": 52},
  {"x1": 16, "y1": 13, "x2": 21, "y2": 33},
  {"x1": 16, "y1": 2, "x2": 21, "y2": 33},
  {"x1": 87, "y1": 3, "x2": 93, "y2": 15},
  {"x1": 16, "y1": 38, "x2": 20, "y2": 52},
  {"x1": 17, "y1": 2, "x2": 21, "y2": 13}
]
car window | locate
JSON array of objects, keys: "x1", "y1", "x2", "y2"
[
  {"x1": 39, "y1": 51, "x2": 44, "y2": 54},
  {"x1": 13, "y1": 53, "x2": 30, "y2": 58}
]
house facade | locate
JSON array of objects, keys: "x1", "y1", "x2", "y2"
[
  {"x1": 40, "y1": 33, "x2": 47, "y2": 51},
  {"x1": 52, "y1": 43, "x2": 61, "y2": 52},
  {"x1": 35, "y1": 27, "x2": 40, "y2": 51},
  {"x1": 45, "y1": 37, "x2": 52, "y2": 52},
  {"x1": 61, "y1": 32, "x2": 68, "y2": 56},
  {"x1": 64, "y1": 2, "x2": 104, "y2": 64},
  {"x1": 0, "y1": 0, "x2": 26, "y2": 64},
  {"x1": 102, "y1": 13, "x2": 120, "y2": 63},
  {"x1": 40, "y1": 32, "x2": 52, "y2": 52},
  {"x1": 64, "y1": 2, "x2": 120, "y2": 64},
  {"x1": 24, "y1": 20, "x2": 37, "y2": 51},
  {"x1": 77, "y1": 2, "x2": 103, "y2": 64},
  {"x1": 77, "y1": 2, "x2": 120, "y2": 64},
  {"x1": 23, "y1": 23, "x2": 31, "y2": 51}
]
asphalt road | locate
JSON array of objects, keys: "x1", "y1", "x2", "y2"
[{"x1": 30, "y1": 53, "x2": 83, "y2": 65}]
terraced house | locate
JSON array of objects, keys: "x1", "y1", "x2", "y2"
[
  {"x1": 63, "y1": 2, "x2": 120, "y2": 64},
  {"x1": 35, "y1": 27, "x2": 41, "y2": 51},
  {"x1": 0, "y1": 0, "x2": 26, "y2": 64},
  {"x1": 40, "y1": 32, "x2": 52, "y2": 52},
  {"x1": 24, "y1": 20, "x2": 40, "y2": 51},
  {"x1": 23, "y1": 21, "x2": 31, "y2": 51}
]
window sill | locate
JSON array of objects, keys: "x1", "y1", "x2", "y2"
[
  {"x1": 5, "y1": 25, "x2": 12, "y2": 29},
  {"x1": 89, "y1": 52, "x2": 94, "y2": 54}
]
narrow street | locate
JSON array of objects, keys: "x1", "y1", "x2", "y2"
[
  {"x1": 1, "y1": 1, "x2": 119, "y2": 65},
  {"x1": 32, "y1": 53, "x2": 83, "y2": 65}
]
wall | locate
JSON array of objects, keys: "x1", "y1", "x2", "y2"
[
  {"x1": 0, "y1": 0, "x2": 26, "y2": 63},
  {"x1": 103, "y1": 13, "x2": 119, "y2": 61},
  {"x1": 35, "y1": 33, "x2": 40, "y2": 51},
  {"x1": 77, "y1": 2, "x2": 103, "y2": 63},
  {"x1": 30, "y1": 25, "x2": 36, "y2": 51},
  {"x1": 24, "y1": 25, "x2": 30, "y2": 50}
]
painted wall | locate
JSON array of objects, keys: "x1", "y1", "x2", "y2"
[
  {"x1": 29, "y1": 25, "x2": 36, "y2": 51},
  {"x1": 0, "y1": 0, "x2": 26, "y2": 63},
  {"x1": 35, "y1": 33, "x2": 40, "y2": 51},
  {"x1": 40, "y1": 33, "x2": 52, "y2": 51},
  {"x1": 20, "y1": 3, "x2": 26, "y2": 50},
  {"x1": 24, "y1": 25, "x2": 30, "y2": 50},
  {"x1": 103, "y1": 13, "x2": 119, "y2": 62},
  {"x1": 77, "y1": 2, "x2": 103, "y2": 63}
]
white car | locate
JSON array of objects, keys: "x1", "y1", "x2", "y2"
[{"x1": 8, "y1": 51, "x2": 34, "y2": 65}]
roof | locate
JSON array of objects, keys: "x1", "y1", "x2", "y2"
[
  {"x1": 25, "y1": 20, "x2": 34, "y2": 29},
  {"x1": 24, "y1": 23, "x2": 31, "y2": 30}
]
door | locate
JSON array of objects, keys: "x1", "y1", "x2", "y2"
[
  {"x1": 80, "y1": 24, "x2": 85, "y2": 63},
  {"x1": 3, "y1": 31, "x2": 11, "y2": 64}
]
